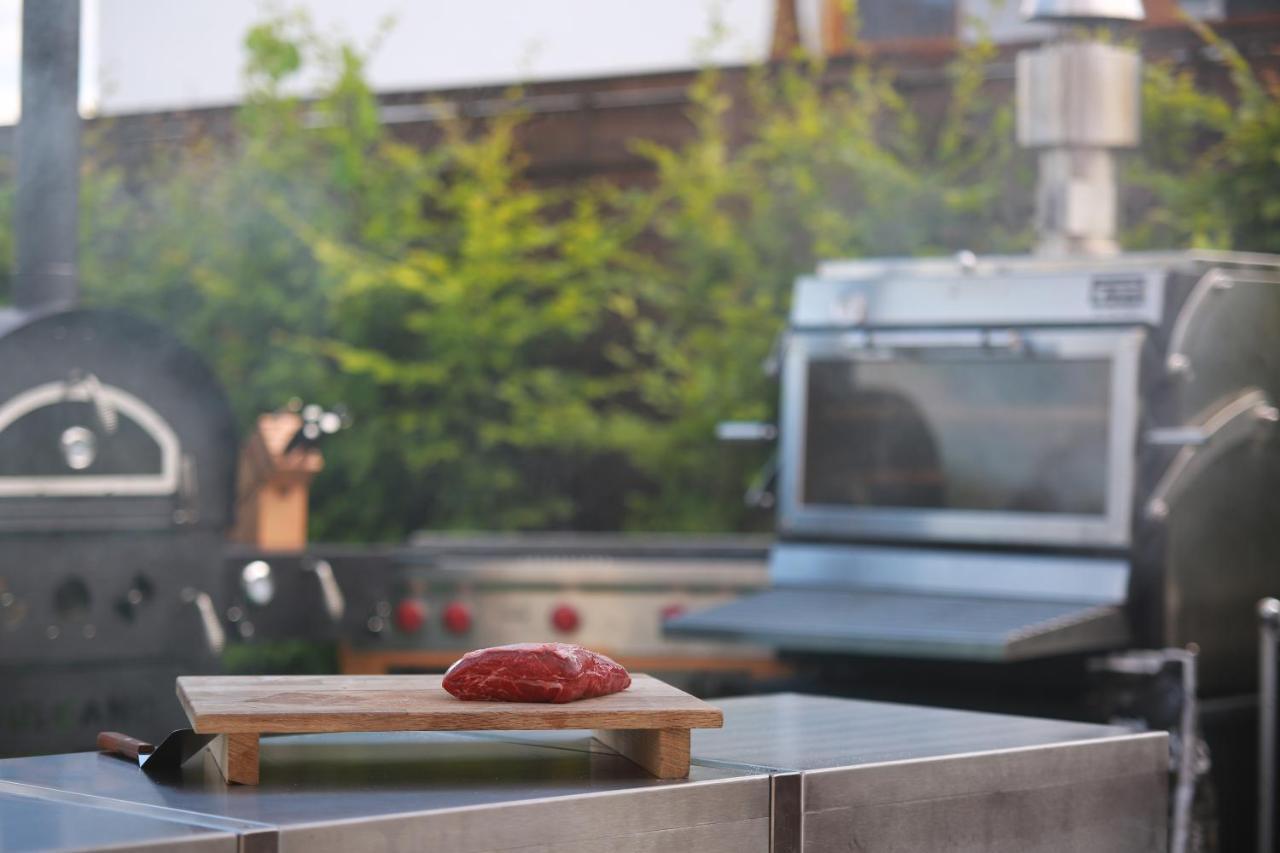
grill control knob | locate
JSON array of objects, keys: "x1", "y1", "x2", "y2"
[
  {"x1": 442, "y1": 602, "x2": 472, "y2": 635},
  {"x1": 240, "y1": 561, "x2": 275, "y2": 606},
  {"x1": 551, "y1": 604, "x2": 580, "y2": 634},
  {"x1": 394, "y1": 599, "x2": 428, "y2": 634},
  {"x1": 660, "y1": 603, "x2": 687, "y2": 622}
]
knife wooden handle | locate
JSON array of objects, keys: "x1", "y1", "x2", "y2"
[{"x1": 97, "y1": 731, "x2": 155, "y2": 760}]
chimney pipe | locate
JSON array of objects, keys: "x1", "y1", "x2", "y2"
[
  {"x1": 14, "y1": 0, "x2": 81, "y2": 311},
  {"x1": 1016, "y1": 0, "x2": 1144, "y2": 256}
]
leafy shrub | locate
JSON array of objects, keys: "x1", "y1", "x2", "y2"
[{"x1": 0, "y1": 13, "x2": 1275, "y2": 538}]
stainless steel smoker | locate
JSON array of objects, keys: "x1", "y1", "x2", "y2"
[
  {"x1": 672, "y1": 248, "x2": 1280, "y2": 689},
  {"x1": 669, "y1": 0, "x2": 1280, "y2": 848},
  {"x1": 672, "y1": 0, "x2": 1280, "y2": 693}
]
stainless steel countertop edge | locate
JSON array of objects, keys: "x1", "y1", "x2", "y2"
[
  {"x1": 259, "y1": 772, "x2": 773, "y2": 853},
  {"x1": 267, "y1": 771, "x2": 771, "y2": 835},
  {"x1": 0, "y1": 778, "x2": 276, "y2": 836},
  {"x1": 799, "y1": 730, "x2": 1169, "y2": 811},
  {"x1": 800, "y1": 730, "x2": 1167, "y2": 780}
]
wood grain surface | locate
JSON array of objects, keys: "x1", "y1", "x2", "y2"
[
  {"x1": 336, "y1": 644, "x2": 792, "y2": 678},
  {"x1": 209, "y1": 733, "x2": 259, "y2": 785},
  {"x1": 594, "y1": 728, "x2": 691, "y2": 779},
  {"x1": 177, "y1": 674, "x2": 722, "y2": 735}
]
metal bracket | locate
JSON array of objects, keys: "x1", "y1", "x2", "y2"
[
  {"x1": 70, "y1": 372, "x2": 118, "y2": 435},
  {"x1": 1090, "y1": 647, "x2": 1200, "y2": 853},
  {"x1": 745, "y1": 452, "x2": 778, "y2": 509},
  {"x1": 769, "y1": 771, "x2": 803, "y2": 853}
]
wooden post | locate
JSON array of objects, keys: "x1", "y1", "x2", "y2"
[
  {"x1": 594, "y1": 728, "x2": 691, "y2": 779},
  {"x1": 209, "y1": 733, "x2": 260, "y2": 785},
  {"x1": 771, "y1": 0, "x2": 802, "y2": 58},
  {"x1": 230, "y1": 412, "x2": 324, "y2": 550}
]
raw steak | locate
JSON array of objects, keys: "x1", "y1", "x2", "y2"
[{"x1": 442, "y1": 643, "x2": 631, "y2": 703}]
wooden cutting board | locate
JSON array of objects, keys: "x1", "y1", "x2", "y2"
[{"x1": 176, "y1": 674, "x2": 722, "y2": 785}]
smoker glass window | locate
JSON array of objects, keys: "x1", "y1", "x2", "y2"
[{"x1": 802, "y1": 357, "x2": 1111, "y2": 515}]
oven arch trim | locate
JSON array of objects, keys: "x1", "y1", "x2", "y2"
[{"x1": 0, "y1": 379, "x2": 181, "y2": 496}]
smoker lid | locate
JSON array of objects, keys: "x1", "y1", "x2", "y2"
[{"x1": 665, "y1": 586, "x2": 1129, "y2": 662}]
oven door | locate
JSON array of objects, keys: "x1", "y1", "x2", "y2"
[{"x1": 777, "y1": 328, "x2": 1143, "y2": 548}]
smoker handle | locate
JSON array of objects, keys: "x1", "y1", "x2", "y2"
[
  {"x1": 306, "y1": 558, "x2": 345, "y2": 622},
  {"x1": 716, "y1": 422, "x2": 778, "y2": 442},
  {"x1": 1261, "y1": 598, "x2": 1279, "y2": 853},
  {"x1": 97, "y1": 731, "x2": 154, "y2": 762},
  {"x1": 1145, "y1": 389, "x2": 1279, "y2": 520},
  {"x1": 1166, "y1": 268, "x2": 1232, "y2": 378}
]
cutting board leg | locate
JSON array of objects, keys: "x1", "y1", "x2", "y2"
[
  {"x1": 209, "y1": 733, "x2": 259, "y2": 785},
  {"x1": 594, "y1": 728, "x2": 690, "y2": 779}
]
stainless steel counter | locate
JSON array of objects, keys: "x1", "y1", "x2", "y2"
[
  {"x1": 693, "y1": 694, "x2": 1168, "y2": 853},
  {"x1": 0, "y1": 730, "x2": 767, "y2": 853},
  {"x1": 0, "y1": 789, "x2": 237, "y2": 852},
  {"x1": 694, "y1": 692, "x2": 1142, "y2": 768},
  {"x1": 0, "y1": 694, "x2": 1166, "y2": 853}
]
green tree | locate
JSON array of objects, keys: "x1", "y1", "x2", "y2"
[
  {"x1": 0, "y1": 12, "x2": 1274, "y2": 539},
  {"x1": 1125, "y1": 19, "x2": 1280, "y2": 252},
  {"x1": 619, "y1": 37, "x2": 1027, "y2": 529}
]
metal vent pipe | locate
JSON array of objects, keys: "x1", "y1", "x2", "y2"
[
  {"x1": 1016, "y1": 0, "x2": 1144, "y2": 256},
  {"x1": 14, "y1": 0, "x2": 81, "y2": 311}
]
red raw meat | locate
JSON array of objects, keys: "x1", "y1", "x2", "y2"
[{"x1": 442, "y1": 643, "x2": 631, "y2": 703}]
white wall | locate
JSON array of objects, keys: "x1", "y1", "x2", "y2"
[
  {"x1": 92, "y1": 0, "x2": 773, "y2": 117},
  {"x1": 2, "y1": 0, "x2": 1189, "y2": 126},
  {"x1": 0, "y1": 0, "x2": 100, "y2": 124}
]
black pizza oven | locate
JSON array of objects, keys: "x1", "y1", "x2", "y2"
[{"x1": 0, "y1": 0, "x2": 238, "y2": 755}]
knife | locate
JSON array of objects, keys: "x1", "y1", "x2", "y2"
[{"x1": 97, "y1": 729, "x2": 216, "y2": 771}]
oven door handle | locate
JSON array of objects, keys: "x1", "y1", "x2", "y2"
[
  {"x1": 1145, "y1": 388, "x2": 1279, "y2": 519},
  {"x1": 305, "y1": 558, "x2": 346, "y2": 622},
  {"x1": 834, "y1": 329, "x2": 1032, "y2": 357},
  {"x1": 716, "y1": 422, "x2": 778, "y2": 442}
]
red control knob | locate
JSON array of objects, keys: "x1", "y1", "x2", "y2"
[
  {"x1": 442, "y1": 602, "x2": 472, "y2": 635},
  {"x1": 660, "y1": 603, "x2": 687, "y2": 622},
  {"x1": 394, "y1": 599, "x2": 428, "y2": 634},
  {"x1": 551, "y1": 604, "x2": 580, "y2": 633}
]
